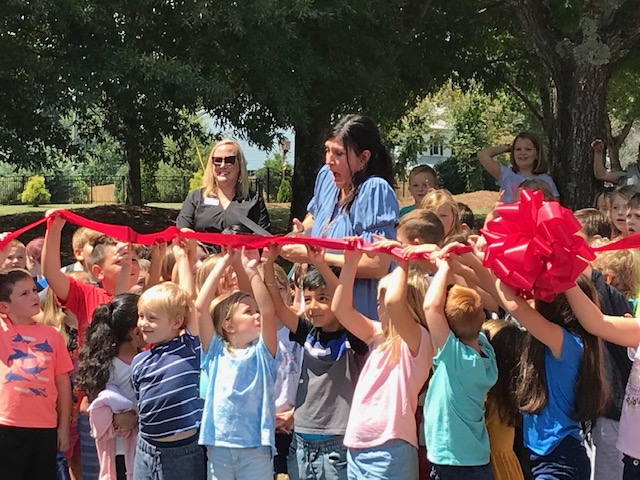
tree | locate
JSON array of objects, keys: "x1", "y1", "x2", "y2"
[
  {"x1": 255, "y1": 155, "x2": 293, "y2": 202},
  {"x1": 391, "y1": 81, "x2": 528, "y2": 192},
  {"x1": 0, "y1": 1, "x2": 78, "y2": 166},
  {"x1": 606, "y1": 53, "x2": 640, "y2": 169},
  {"x1": 191, "y1": 1, "x2": 456, "y2": 222},
  {"x1": 496, "y1": 0, "x2": 640, "y2": 208}
]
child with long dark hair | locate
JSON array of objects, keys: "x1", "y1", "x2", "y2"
[
  {"x1": 77, "y1": 293, "x2": 144, "y2": 480},
  {"x1": 482, "y1": 320, "x2": 525, "y2": 480}
]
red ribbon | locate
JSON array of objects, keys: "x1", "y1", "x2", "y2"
[
  {"x1": 1, "y1": 209, "x2": 467, "y2": 262},
  {"x1": 481, "y1": 189, "x2": 596, "y2": 301}
]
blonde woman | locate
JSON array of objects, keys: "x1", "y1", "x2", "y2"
[{"x1": 176, "y1": 140, "x2": 271, "y2": 234}]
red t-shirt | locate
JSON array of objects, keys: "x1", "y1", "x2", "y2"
[
  {"x1": 0, "y1": 319, "x2": 73, "y2": 428},
  {"x1": 59, "y1": 277, "x2": 114, "y2": 348}
]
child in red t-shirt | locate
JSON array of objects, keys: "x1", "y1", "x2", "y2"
[{"x1": 0, "y1": 265, "x2": 73, "y2": 479}]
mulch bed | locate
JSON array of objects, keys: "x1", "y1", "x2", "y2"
[{"x1": 1, "y1": 205, "x2": 179, "y2": 265}]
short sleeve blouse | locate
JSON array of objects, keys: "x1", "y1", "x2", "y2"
[{"x1": 307, "y1": 165, "x2": 399, "y2": 319}]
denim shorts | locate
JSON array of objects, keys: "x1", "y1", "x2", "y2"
[
  {"x1": 623, "y1": 455, "x2": 640, "y2": 480},
  {"x1": 529, "y1": 435, "x2": 590, "y2": 480},
  {"x1": 206, "y1": 445, "x2": 272, "y2": 480},
  {"x1": 288, "y1": 433, "x2": 348, "y2": 480},
  {"x1": 133, "y1": 435, "x2": 206, "y2": 480},
  {"x1": 430, "y1": 463, "x2": 494, "y2": 480},
  {"x1": 347, "y1": 439, "x2": 418, "y2": 480}
]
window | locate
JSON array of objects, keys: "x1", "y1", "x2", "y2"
[{"x1": 429, "y1": 144, "x2": 443, "y2": 156}]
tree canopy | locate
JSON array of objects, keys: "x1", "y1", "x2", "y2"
[{"x1": 2, "y1": 0, "x2": 640, "y2": 213}]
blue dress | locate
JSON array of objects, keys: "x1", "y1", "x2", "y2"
[{"x1": 307, "y1": 165, "x2": 399, "y2": 319}]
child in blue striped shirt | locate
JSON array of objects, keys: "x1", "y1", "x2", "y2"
[{"x1": 131, "y1": 238, "x2": 206, "y2": 480}]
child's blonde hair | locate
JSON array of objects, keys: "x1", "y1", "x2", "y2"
[
  {"x1": 376, "y1": 269, "x2": 429, "y2": 365},
  {"x1": 444, "y1": 284, "x2": 484, "y2": 342},
  {"x1": 72, "y1": 227, "x2": 102, "y2": 252},
  {"x1": 138, "y1": 282, "x2": 190, "y2": 329},
  {"x1": 195, "y1": 253, "x2": 224, "y2": 293},
  {"x1": 518, "y1": 179, "x2": 554, "y2": 201},
  {"x1": 41, "y1": 271, "x2": 91, "y2": 344},
  {"x1": 209, "y1": 291, "x2": 253, "y2": 348},
  {"x1": 419, "y1": 189, "x2": 462, "y2": 238},
  {"x1": 610, "y1": 186, "x2": 639, "y2": 237},
  {"x1": 592, "y1": 245, "x2": 640, "y2": 299},
  {"x1": 42, "y1": 289, "x2": 70, "y2": 345}
]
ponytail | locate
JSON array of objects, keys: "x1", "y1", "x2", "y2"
[{"x1": 76, "y1": 294, "x2": 139, "y2": 399}]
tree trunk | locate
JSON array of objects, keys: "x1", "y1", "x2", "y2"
[
  {"x1": 605, "y1": 117, "x2": 633, "y2": 171},
  {"x1": 549, "y1": 64, "x2": 609, "y2": 210},
  {"x1": 289, "y1": 118, "x2": 329, "y2": 226},
  {"x1": 125, "y1": 133, "x2": 142, "y2": 205}
]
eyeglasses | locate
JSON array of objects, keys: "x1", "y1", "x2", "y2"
[{"x1": 212, "y1": 155, "x2": 237, "y2": 166}]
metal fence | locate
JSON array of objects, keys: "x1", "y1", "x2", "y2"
[{"x1": 0, "y1": 175, "x2": 263, "y2": 205}]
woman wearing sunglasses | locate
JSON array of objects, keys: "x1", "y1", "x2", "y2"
[
  {"x1": 280, "y1": 114, "x2": 399, "y2": 320},
  {"x1": 176, "y1": 140, "x2": 271, "y2": 235}
]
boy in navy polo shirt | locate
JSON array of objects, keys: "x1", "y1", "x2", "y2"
[{"x1": 131, "y1": 239, "x2": 206, "y2": 480}]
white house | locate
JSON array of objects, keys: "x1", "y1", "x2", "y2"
[{"x1": 415, "y1": 111, "x2": 453, "y2": 168}]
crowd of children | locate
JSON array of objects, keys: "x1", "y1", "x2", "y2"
[{"x1": 2, "y1": 132, "x2": 640, "y2": 480}]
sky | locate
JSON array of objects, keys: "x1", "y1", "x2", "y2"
[{"x1": 205, "y1": 117, "x2": 296, "y2": 172}]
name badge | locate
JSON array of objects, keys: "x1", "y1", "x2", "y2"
[{"x1": 203, "y1": 196, "x2": 220, "y2": 206}]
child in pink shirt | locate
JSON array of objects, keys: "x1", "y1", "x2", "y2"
[{"x1": 332, "y1": 244, "x2": 433, "y2": 479}]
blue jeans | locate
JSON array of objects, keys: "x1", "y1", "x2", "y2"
[
  {"x1": 288, "y1": 433, "x2": 348, "y2": 480},
  {"x1": 430, "y1": 464, "x2": 494, "y2": 480},
  {"x1": 206, "y1": 446, "x2": 272, "y2": 480},
  {"x1": 623, "y1": 455, "x2": 640, "y2": 480},
  {"x1": 78, "y1": 414, "x2": 99, "y2": 480},
  {"x1": 347, "y1": 439, "x2": 418, "y2": 480},
  {"x1": 529, "y1": 436, "x2": 590, "y2": 480},
  {"x1": 56, "y1": 451, "x2": 71, "y2": 480},
  {"x1": 133, "y1": 435, "x2": 206, "y2": 480}
]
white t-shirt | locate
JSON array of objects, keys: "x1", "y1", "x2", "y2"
[
  {"x1": 108, "y1": 357, "x2": 136, "y2": 455},
  {"x1": 274, "y1": 326, "x2": 303, "y2": 413}
]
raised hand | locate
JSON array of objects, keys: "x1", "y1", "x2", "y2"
[{"x1": 591, "y1": 139, "x2": 604, "y2": 153}]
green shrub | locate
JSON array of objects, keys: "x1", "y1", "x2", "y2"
[
  {"x1": 154, "y1": 162, "x2": 189, "y2": 202},
  {"x1": 70, "y1": 178, "x2": 90, "y2": 203},
  {"x1": 276, "y1": 178, "x2": 292, "y2": 202},
  {"x1": 21, "y1": 175, "x2": 51, "y2": 206},
  {"x1": 189, "y1": 170, "x2": 203, "y2": 191},
  {"x1": 435, "y1": 158, "x2": 466, "y2": 194}
]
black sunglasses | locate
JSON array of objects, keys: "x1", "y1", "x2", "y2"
[{"x1": 212, "y1": 155, "x2": 237, "y2": 166}]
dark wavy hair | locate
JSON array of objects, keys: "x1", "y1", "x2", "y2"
[
  {"x1": 325, "y1": 114, "x2": 395, "y2": 213},
  {"x1": 76, "y1": 293, "x2": 139, "y2": 400},
  {"x1": 515, "y1": 275, "x2": 608, "y2": 421},
  {"x1": 483, "y1": 320, "x2": 525, "y2": 426}
]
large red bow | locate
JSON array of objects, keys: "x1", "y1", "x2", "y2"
[{"x1": 481, "y1": 189, "x2": 596, "y2": 301}]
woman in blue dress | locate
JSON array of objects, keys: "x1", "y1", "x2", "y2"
[{"x1": 281, "y1": 114, "x2": 399, "y2": 319}]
